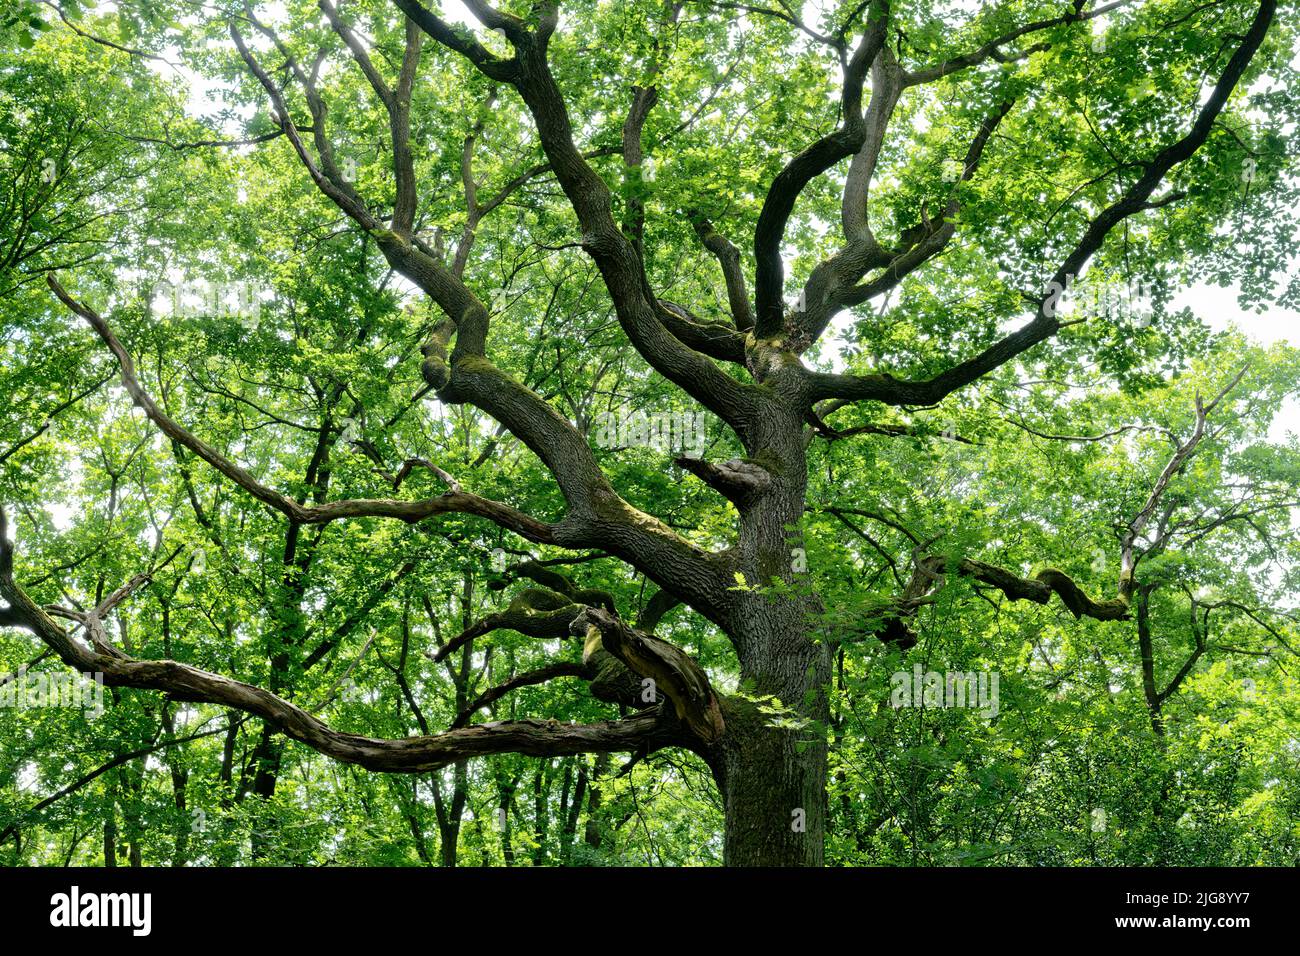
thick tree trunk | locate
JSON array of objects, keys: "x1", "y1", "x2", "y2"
[
  {"x1": 718, "y1": 633, "x2": 831, "y2": 866},
  {"x1": 716, "y1": 394, "x2": 831, "y2": 866}
]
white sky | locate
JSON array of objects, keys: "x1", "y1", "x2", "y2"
[{"x1": 1174, "y1": 281, "x2": 1300, "y2": 442}]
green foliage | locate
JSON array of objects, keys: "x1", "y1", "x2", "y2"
[{"x1": 1, "y1": 0, "x2": 1298, "y2": 866}]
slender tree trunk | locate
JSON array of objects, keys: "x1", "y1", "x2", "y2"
[
  {"x1": 62, "y1": 828, "x2": 88, "y2": 866},
  {"x1": 498, "y1": 794, "x2": 515, "y2": 867},
  {"x1": 562, "y1": 761, "x2": 586, "y2": 863},
  {"x1": 248, "y1": 725, "x2": 283, "y2": 860},
  {"x1": 162, "y1": 704, "x2": 191, "y2": 865},
  {"x1": 214, "y1": 713, "x2": 241, "y2": 866},
  {"x1": 433, "y1": 760, "x2": 468, "y2": 867},
  {"x1": 103, "y1": 810, "x2": 117, "y2": 868},
  {"x1": 400, "y1": 778, "x2": 433, "y2": 864},
  {"x1": 584, "y1": 754, "x2": 609, "y2": 851},
  {"x1": 531, "y1": 762, "x2": 550, "y2": 865},
  {"x1": 1135, "y1": 585, "x2": 1177, "y2": 862}
]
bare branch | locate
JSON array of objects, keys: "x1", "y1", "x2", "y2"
[
  {"x1": 689, "y1": 213, "x2": 754, "y2": 331},
  {"x1": 752, "y1": 0, "x2": 890, "y2": 337},
  {"x1": 1119, "y1": 365, "x2": 1249, "y2": 598}
]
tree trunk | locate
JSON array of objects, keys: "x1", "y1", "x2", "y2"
[
  {"x1": 433, "y1": 759, "x2": 468, "y2": 867},
  {"x1": 717, "y1": 396, "x2": 830, "y2": 866},
  {"x1": 103, "y1": 810, "x2": 117, "y2": 868},
  {"x1": 584, "y1": 754, "x2": 609, "y2": 851},
  {"x1": 718, "y1": 634, "x2": 831, "y2": 866},
  {"x1": 162, "y1": 703, "x2": 191, "y2": 865},
  {"x1": 531, "y1": 762, "x2": 549, "y2": 865}
]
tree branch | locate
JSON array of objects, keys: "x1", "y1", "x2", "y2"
[
  {"x1": 752, "y1": 0, "x2": 890, "y2": 337},
  {"x1": 451, "y1": 661, "x2": 587, "y2": 728},
  {"x1": 0, "y1": 508, "x2": 689, "y2": 774},
  {"x1": 575, "y1": 607, "x2": 724, "y2": 743},
  {"x1": 805, "y1": 0, "x2": 1275, "y2": 408},
  {"x1": 47, "y1": 276, "x2": 556, "y2": 543}
]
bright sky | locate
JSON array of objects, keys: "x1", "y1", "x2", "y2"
[{"x1": 1174, "y1": 280, "x2": 1300, "y2": 442}]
